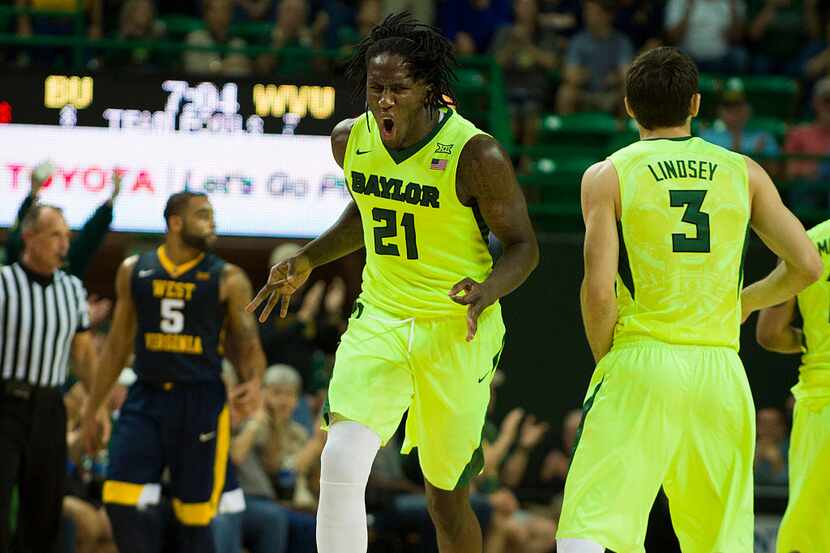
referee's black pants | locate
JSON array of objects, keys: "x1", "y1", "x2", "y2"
[{"x1": 0, "y1": 384, "x2": 66, "y2": 553}]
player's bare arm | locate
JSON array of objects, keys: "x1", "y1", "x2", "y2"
[
  {"x1": 222, "y1": 263, "x2": 266, "y2": 382},
  {"x1": 757, "y1": 296, "x2": 803, "y2": 353},
  {"x1": 70, "y1": 330, "x2": 98, "y2": 392},
  {"x1": 247, "y1": 117, "x2": 365, "y2": 322},
  {"x1": 452, "y1": 134, "x2": 539, "y2": 341},
  {"x1": 741, "y1": 157, "x2": 823, "y2": 319},
  {"x1": 71, "y1": 331, "x2": 112, "y2": 449},
  {"x1": 579, "y1": 160, "x2": 620, "y2": 363},
  {"x1": 80, "y1": 256, "x2": 138, "y2": 453},
  {"x1": 222, "y1": 263, "x2": 266, "y2": 417}
]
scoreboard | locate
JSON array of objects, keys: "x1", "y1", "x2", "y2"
[
  {"x1": 0, "y1": 71, "x2": 363, "y2": 237},
  {"x1": 2, "y1": 70, "x2": 361, "y2": 135}
]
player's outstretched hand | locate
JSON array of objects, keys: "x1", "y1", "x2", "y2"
[
  {"x1": 449, "y1": 277, "x2": 496, "y2": 342},
  {"x1": 247, "y1": 254, "x2": 312, "y2": 322}
]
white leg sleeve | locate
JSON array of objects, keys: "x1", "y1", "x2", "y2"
[
  {"x1": 316, "y1": 421, "x2": 381, "y2": 553},
  {"x1": 556, "y1": 538, "x2": 605, "y2": 553}
]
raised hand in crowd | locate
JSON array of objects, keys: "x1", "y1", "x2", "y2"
[
  {"x1": 500, "y1": 407, "x2": 525, "y2": 445},
  {"x1": 30, "y1": 159, "x2": 55, "y2": 196},
  {"x1": 518, "y1": 414, "x2": 550, "y2": 450},
  {"x1": 324, "y1": 277, "x2": 347, "y2": 317},
  {"x1": 108, "y1": 169, "x2": 123, "y2": 205}
]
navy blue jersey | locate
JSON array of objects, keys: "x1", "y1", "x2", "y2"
[{"x1": 131, "y1": 247, "x2": 225, "y2": 383}]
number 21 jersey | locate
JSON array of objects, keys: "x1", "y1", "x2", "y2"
[
  {"x1": 131, "y1": 246, "x2": 226, "y2": 382},
  {"x1": 343, "y1": 108, "x2": 495, "y2": 318},
  {"x1": 609, "y1": 137, "x2": 750, "y2": 350}
]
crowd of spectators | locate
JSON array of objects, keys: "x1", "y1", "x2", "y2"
[{"x1": 6, "y1": 1, "x2": 829, "y2": 83}]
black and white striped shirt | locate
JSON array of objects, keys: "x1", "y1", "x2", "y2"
[{"x1": 0, "y1": 263, "x2": 91, "y2": 388}]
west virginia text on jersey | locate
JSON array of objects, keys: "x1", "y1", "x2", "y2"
[{"x1": 131, "y1": 246, "x2": 225, "y2": 382}]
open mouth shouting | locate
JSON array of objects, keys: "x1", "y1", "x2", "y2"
[{"x1": 380, "y1": 115, "x2": 396, "y2": 143}]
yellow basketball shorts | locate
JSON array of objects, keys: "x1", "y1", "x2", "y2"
[
  {"x1": 557, "y1": 342, "x2": 755, "y2": 553},
  {"x1": 776, "y1": 394, "x2": 830, "y2": 553},
  {"x1": 323, "y1": 300, "x2": 505, "y2": 491}
]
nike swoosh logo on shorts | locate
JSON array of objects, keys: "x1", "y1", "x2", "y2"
[
  {"x1": 138, "y1": 269, "x2": 154, "y2": 278},
  {"x1": 198, "y1": 431, "x2": 216, "y2": 442},
  {"x1": 356, "y1": 149, "x2": 371, "y2": 155}
]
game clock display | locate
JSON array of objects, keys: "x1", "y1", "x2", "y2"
[{"x1": 0, "y1": 70, "x2": 361, "y2": 136}]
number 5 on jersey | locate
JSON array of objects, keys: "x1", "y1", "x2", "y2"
[{"x1": 161, "y1": 298, "x2": 185, "y2": 333}]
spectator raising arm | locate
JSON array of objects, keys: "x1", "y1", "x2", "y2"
[
  {"x1": 483, "y1": 408, "x2": 524, "y2": 476},
  {"x1": 6, "y1": 166, "x2": 121, "y2": 279},
  {"x1": 501, "y1": 415, "x2": 549, "y2": 489},
  {"x1": 67, "y1": 171, "x2": 122, "y2": 279}
]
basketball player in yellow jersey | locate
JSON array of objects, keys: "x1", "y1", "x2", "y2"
[
  {"x1": 756, "y1": 220, "x2": 830, "y2": 553},
  {"x1": 247, "y1": 13, "x2": 538, "y2": 553},
  {"x1": 556, "y1": 47, "x2": 823, "y2": 553}
]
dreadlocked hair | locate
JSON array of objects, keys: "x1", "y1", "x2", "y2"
[{"x1": 346, "y1": 12, "x2": 457, "y2": 111}]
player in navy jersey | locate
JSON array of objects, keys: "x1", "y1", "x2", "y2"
[{"x1": 81, "y1": 191, "x2": 266, "y2": 553}]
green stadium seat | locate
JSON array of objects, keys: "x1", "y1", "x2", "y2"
[
  {"x1": 230, "y1": 21, "x2": 273, "y2": 44},
  {"x1": 747, "y1": 116, "x2": 788, "y2": 143},
  {"x1": 537, "y1": 112, "x2": 618, "y2": 150},
  {"x1": 531, "y1": 155, "x2": 595, "y2": 177},
  {"x1": 741, "y1": 75, "x2": 799, "y2": 119},
  {"x1": 160, "y1": 15, "x2": 204, "y2": 38},
  {"x1": 455, "y1": 68, "x2": 487, "y2": 92},
  {"x1": 454, "y1": 67, "x2": 489, "y2": 129},
  {"x1": 525, "y1": 155, "x2": 596, "y2": 207}
]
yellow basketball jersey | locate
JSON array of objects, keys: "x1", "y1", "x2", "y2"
[
  {"x1": 795, "y1": 220, "x2": 830, "y2": 398},
  {"x1": 343, "y1": 108, "x2": 495, "y2": 318},
  {"x1": 609, "y1": 136, "x2": 750, "y2": 349}
]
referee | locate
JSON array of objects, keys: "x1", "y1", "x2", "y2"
[{"x1": 0, "y1": 204, "x2": 101, "y2": 552}]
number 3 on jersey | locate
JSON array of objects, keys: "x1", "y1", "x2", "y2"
[
  {"x1": 670, "y1": 190, "x2": 710, "y2": 253},
  {"x1": 372, "y1": 207, "x2": 419, "y2": 260}
]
